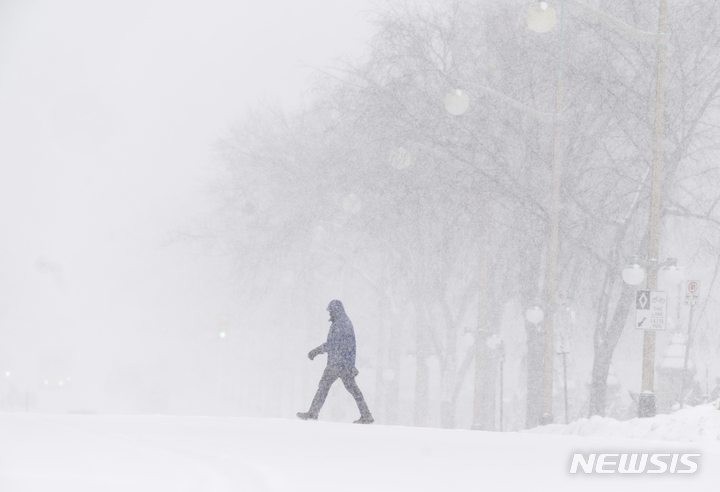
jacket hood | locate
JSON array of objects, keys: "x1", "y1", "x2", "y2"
[{"x1": 327, "y1": 300, "x2": 346, "y2": 321}]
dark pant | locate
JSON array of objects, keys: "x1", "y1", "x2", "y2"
[{"x1": 309, "y1": 366, "x2": 372, "y2": 418}]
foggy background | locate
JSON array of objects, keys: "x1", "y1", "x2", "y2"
[
  {"x1": 0, "y1": 0, "x2": 374, "y2": 416},
  {"x1": 1, "y1": 0, "x2": 719, "y2": 432}
]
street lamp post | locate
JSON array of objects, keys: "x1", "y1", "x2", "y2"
[
  {"x1": 498, "y1": 339, "x2": 505, "y2": 431},
  {"x1": 556, "y1": 306, "x2": 574, "y2": 424},
  {"x1": 641, "y1": 0, "x2": 669, "y2": 419},
  {"x1": 526, "y1": 300, "x2": 575, "y2": 425},
  {"x1": 448, "y1": 0, "x2": 667, "y2": 427},
  {"x1": 615, "y1": 0, "x2": 670, "y2": 417},
  {"x1": 622, "y1": 255, "x2": 683, "y2": 416},
  {"x1": 526, "y1": 0, "x2": 669, "y2": 423},
  {"x1": 471, "y1": 197, "x2": 490, "y2": 430},
  {"x1": 526, "y1": 1, "x2": 566, "y2": 426}
]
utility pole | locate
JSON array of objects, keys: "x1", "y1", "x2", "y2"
[
  {"x1": 638, "y1": 0, "x2": 669, "y2": 418},
  {"x1": 679, "y1": 304, "x2": 696, "y2": 406}
]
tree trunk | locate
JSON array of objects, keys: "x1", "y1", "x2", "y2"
[
  {"x1": 588, "y1": 277, "x2": 636, "y2": 416},
  {"x1": 385, "y1": 315, "x2": 401, "y2": 424},
  {"x1": 414, "y1": 299, "x2": 430, "y2": 427},
  {"x1": 374, "y1": 292, "x2": 387, "y2": 422},
  {"x1": 525, "y1": 324, "x2": 545, "y2": 428},
  {"x1": 479, "y1": 342, "x2": 498, "y2": 430},
  {"x1": 414, "y1": 332, "x2": 430, "y2": 427},
  {"x1": 475, "y1": 295, "x2": 501, "y2": 430},
  {"x1": 440, "y1": 311, "x2": 458, "y2": 429},
  {"x1": 588, "y1": 349, "x2": 612, "y2": 416}
]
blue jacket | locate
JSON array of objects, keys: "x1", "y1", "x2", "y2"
[{"x1": 321, "y1": 300, "x2": 356, "y2": 367}]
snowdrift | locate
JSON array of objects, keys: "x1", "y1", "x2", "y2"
[{"x1": 526, "y1": 400, "x2": 720, "y2": 444}]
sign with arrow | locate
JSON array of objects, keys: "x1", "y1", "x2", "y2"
[{"x1": 635, "y1": 290, "x2": 667, "y2": 331}]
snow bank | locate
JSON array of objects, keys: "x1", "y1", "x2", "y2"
[
  {"x1": 526, "y1": 400, "x2": 720, "y2": 444},
  {"x1": 2, "y1": 411, "x2": 720, "y2": 491}
]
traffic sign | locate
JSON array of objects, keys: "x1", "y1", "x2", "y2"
[
  {"x1": 556, "y1": 290, "x2": 567, "y2": 304},
  {"x1": 635, "y1": 290, "x2": 667, "y2": 331},
  {"x1": 685, "y1": 280, "x2": 700, "y2": 306}
]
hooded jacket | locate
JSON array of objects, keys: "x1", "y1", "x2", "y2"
[{"x1": 321, "y1": 300, "x2": 356, "y2": 367}]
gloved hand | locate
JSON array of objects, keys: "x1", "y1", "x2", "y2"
[{"x1": 308, "y1": 346, "x2": 323, "y2": 361}]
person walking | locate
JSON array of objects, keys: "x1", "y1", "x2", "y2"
[{"x1": 297, "y1": 300, "x2": 374, "y2": 424}]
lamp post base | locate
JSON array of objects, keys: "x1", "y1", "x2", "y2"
[
  {"x1": 638, "y1": 391, "x2": 656, "y2": 418},
  {"x1": 540, "y1": 413, "x2": 554, "y2": 425}
]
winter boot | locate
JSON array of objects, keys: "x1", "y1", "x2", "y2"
[
  {"x1": 353, "y1": 415, "x2": 374, "y2": 424},
  {"x1": 297, "y1": 412, "x2": 318, "y2": 421}
]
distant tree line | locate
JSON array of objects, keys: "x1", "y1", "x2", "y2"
[{"x1": 210, "y1": 0, "x2": 720, "y2": 428}]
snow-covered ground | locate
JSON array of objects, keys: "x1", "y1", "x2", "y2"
[
  {"x1": 1, "y1": 407, "x2": 719, "y2": 491},
  {"x1": 527, "y1": 400, "x2": 720, "y2": 443}
]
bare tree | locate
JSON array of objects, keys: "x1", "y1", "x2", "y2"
[{"x1": 209, "y1": 0, "x2": 720, "y2": 427}]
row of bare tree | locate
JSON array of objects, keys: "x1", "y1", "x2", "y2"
[{"x1": 207, "y1": 0, "x2": 720, "y2": 428}]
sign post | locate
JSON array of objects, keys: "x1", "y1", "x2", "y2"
[
  {"x1": 684, "y1": 280, "x2": 699, "y2": 306},
  {"x1": 680, "y1": 281, "x2": 699, "y2": 405},
  {"x1": 635, "y1": 290, "x2": 667, "y2": 331}
]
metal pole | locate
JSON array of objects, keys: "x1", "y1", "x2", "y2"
[
  {"x1": 706, "y1": 366, "x2": 710, "y2": 402},
  {"x1": 415, "y1": 241, "x2": 430, "y2": 427},
  {"x1": 562, "y1": 351, "x2": 569, "y2": 424},
  {"x1": 499, "y1": 341, "x2": 505, "y2": 432},
  {"x1": 541, "y1": 1, "x2": 565, "y2": 426},
  {"x1": 639, "y1": 0, "x2": 668, "y2": 418},
  {"x1": 679, "y1": 304, "x2": 695, "y2": 406},
  {"x1": 472, "y1": 199, "x2": 489, "y2": 430}
]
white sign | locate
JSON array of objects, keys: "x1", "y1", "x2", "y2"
[
  {"x1": 635, "y1": 290, "x2": 667, "y2": 331},
  {"x1": 685, "y1": 280, "x2": 700, "y2": 306}
]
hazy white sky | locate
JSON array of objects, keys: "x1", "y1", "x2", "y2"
[{"x1": 0, "y1": 0, "x2": 375, "y2": 399}]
